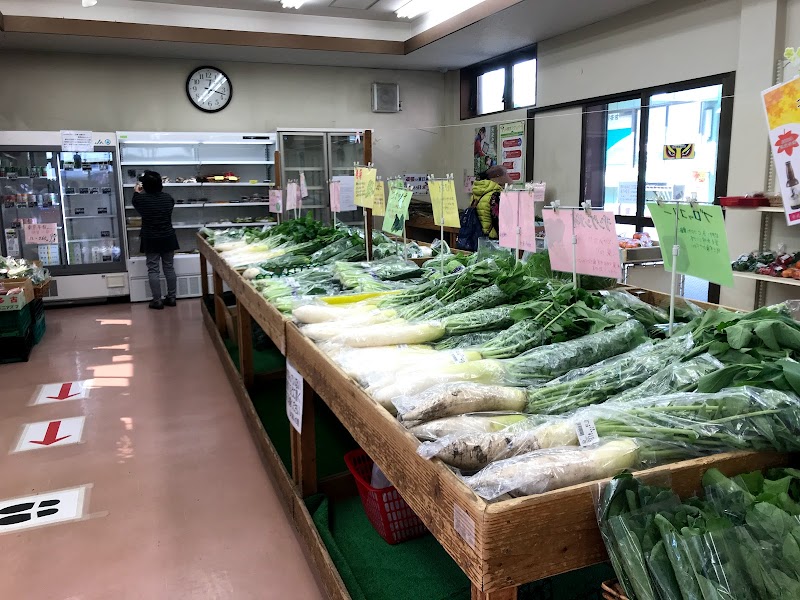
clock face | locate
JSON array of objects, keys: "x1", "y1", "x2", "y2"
[{"x1": 186, "y1": 66, "x2": 232, "y2": 113}]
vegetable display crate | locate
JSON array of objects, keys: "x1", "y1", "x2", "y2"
[
  {"x1": 0, "y1": 328, "x2": 34, "y2": 363},
  {"x1": 33, "y1": 316, "x2": 46, "y2": 345},
  {"x1": 344, "y1": 449, "x2": 427, "y2": 545},
  {"x1": 0, "y1": 304, "x2": 32, "y2": 337}
]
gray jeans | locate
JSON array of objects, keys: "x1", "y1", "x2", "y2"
[{"x1": 146, "y1": 252, "x2": 177, "y2": 301}]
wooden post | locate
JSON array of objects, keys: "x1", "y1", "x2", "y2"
[
  {"x1": 200, "y1": 253, "x2": 209, "y2": 298},
  {"x1": 471, "y1": 585, "x2": 518, "y2": 600},
  {"x1": 364, "y1": 130, "x2": 374, "y2": 260},
  {"x1": 237, "y1": 302, "x2": 254, "y2": 389},
  {"x1": 291, "y1": 381, "x2": 318, "y2": 497},
  {"x1": 212, "y1": 271, "x2": 226, "y2": 335}
]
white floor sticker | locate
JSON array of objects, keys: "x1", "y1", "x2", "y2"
[
  {"x1": 33, "y1": 380, "x2": 92, "y2": 405},
  {"x1": 13, "y1": 417, "x2": 86, "y2": 453},
  {"x1": 0, "y1": 485, "x2": 90, "y2": 534}
]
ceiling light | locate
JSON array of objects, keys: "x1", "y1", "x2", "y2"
[
  {"x1": 82, "y1": 0, "x2": 97, "y2": 6},
  {"x1": 395, "y1": 0, "x2": 427, "y2": 19},
  {"x1": 281, "y1": 0, "x2": 306, "y2": 8}
]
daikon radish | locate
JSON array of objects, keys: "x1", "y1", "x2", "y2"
[{"x1": 391, "y1": 382, "x2": 527, "y2": 424}]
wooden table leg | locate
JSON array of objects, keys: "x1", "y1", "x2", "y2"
[
  {"x1": 471, "y1": 585, "x2": 518, "y2": 600},
  {"x1": 200, "y1": 253, "x2": 209, "y2": 298},
  {"x1": 237, "y1": 302, "x2": 254, "y2": 390},
  {"x1": 291, "y1": 382, "x2": 318, "y2": 497},
  {"x1": 213, "y1": 271, "x2": 226, "y2": 336}
]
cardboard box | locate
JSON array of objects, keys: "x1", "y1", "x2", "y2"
[
  {"x1": 0, "y1": 279, "x2": 34, "y2": 303},
  {"x1": 0, "y1": 289, "x2": 28, "y2": 312}
]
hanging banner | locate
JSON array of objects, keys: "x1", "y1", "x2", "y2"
[
  {"x1": 269, "y1": 189, "x2": 283, "y2": 214},
  {"x1": 285, "y1": 182, "x2": 299, "y2": 211},
  {"x1": 763, "y1": 78, "x2": 800, "y2": 225},
  {"x1": 329, "y1": 180, "x2": 341, "y2": 213},
  {"x1": 647, "y1": 202, "x2": 734, "y2": 287},
  {"x1": 373, "y1": 180, "x2": 386, "y2": 217},
  {"x1": 383, "y1": 187, "x2": 413, "y2": 237},
  {"x1": 354, "y1": 167, "x2": 377, "y2": 209},
  {"x1": 542, "y1": 210, "x2": 574, "y2": 274},
  {"x1": 429, "y1": 179, "x2": 460, "y2": 228},
  {"x1": 498, "y1": 121, "x2": 526, "y2": 182},
  {"x1": 332, "y1": 176, "x2": 356, "y2": 212},
  {"x1": 498, "y1": 191, "x2": 538, "y2": 253}
]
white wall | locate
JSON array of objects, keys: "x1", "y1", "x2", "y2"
[
  {"x1": 531, "y1": 108, "x2": 583, "y2": 205},
  {"x1": 0, "y1": 51, "x2": 447, "y2": 179}
]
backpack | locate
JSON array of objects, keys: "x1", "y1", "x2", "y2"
[{"x1": 456, "y1": 199, "x2": 482, "y2": 252}]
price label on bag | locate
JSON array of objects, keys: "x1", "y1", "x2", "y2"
[
  {"x1": 576, "y1": 418, "x2": 599, "y2": 447},
  {"x1": 286, "y1": 361, "x2": 304, "y2": 434}
]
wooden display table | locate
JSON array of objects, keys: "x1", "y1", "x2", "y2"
[
  {"x1": 406, "y1": 215, "x2": 460, "y2": 248},
  {"x1": 197, "y1": 233, "x2": 789, "y2": 600}
]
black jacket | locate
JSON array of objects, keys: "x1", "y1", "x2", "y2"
[{"x1": 132, "y1": 191, "x2": 179, "y2": 254}]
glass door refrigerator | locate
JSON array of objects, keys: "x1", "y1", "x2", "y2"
[
  {"x1": 279, "y1": 129, "x2": 365, "y2": 224},
  {"x1": 0, "y1": 131, "x2": 127, "y2": 302}
]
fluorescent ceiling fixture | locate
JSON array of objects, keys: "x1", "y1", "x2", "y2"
[
  {"x1": 281, "y1": 0, "x2": 306, "y2": 8},
  {"x1": 82, "y1": 0, "x2": 97, "y2": 6},
  {"x1": 397, "y1": 0, "x2": 489, "y2": 20}
]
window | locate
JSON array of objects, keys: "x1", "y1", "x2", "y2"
[{"x1": 461, "y1": 46, "x2": 537, "y2": 119}]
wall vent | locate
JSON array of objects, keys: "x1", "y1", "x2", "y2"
[{"x1": 372, "y1": 83, "x2": 400, "y2": 113}]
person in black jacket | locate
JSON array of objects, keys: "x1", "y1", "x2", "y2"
[{"x1": 133, "y1": 171, "x2": 179, "y2": 310}]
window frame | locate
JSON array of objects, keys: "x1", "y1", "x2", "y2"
[{"x1": 460, "y1": 45, "x2": 537, "y2": 120}]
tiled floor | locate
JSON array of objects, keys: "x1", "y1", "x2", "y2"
[{"x1": 0, "y1": 301, "x2": 324, "y2": 600}]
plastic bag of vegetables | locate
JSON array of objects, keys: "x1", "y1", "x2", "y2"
[
  {"x1": 407, "y1": 412, "x2": 533, "y2": 441},
  {"x1": 384, "y1": 320, "x2": 648, "y2": 412},
  {"x1": 608, "y1": 353, "x2": 723, "y2": 402}
]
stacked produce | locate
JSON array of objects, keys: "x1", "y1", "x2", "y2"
[
  {"x1": 599, "y1": 467, "x2": 800, "y2": 599},
  {"x1": 206, "y1": 215, "x2": 800, "y2": 503},
  {"x1": 0, "y1": 256, "x2": 49, "y2": 284},
  {"x1": 732, "y1": 249, "x2": 800, "y2": 279}
]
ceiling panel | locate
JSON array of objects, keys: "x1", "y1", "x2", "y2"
[
  {"x1": 330, "y1": 0, "x2": 381, "y2": 9},
  {"x1": 130, "y1": 0, "x2": 403, "y2": 19}
]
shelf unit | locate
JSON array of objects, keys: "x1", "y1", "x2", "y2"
[
  {"x1": 732, "y1": 271, "x2": 800, "y2": 287},
  {"x1": 118, "y1": 131, "x2": 278, "y2": 302}
]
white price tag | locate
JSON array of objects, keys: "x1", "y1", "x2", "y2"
[
  {"x1": 286, "y1": 362, "x2": 304, "y2": 434},
  {"x1": 61, "y1": 130, "x2": 94, "y2": 152},
  {"x1": 450, "y1": 350, "x2": 468, "y2": 364},
  {"x1": 576, "y1": 418, "x2": 599, "y2": 447}
]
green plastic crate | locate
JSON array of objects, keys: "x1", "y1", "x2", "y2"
[
  {"x1": 33, "y1": 316, "x2": 45, "y2": 345},
  {"x1": 0, "y1": 305, "x2": 32, "y2": 337}
]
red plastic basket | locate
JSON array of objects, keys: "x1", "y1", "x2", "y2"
[{"x1": 344, "y1": 449, "x2": 428, "y2": 545}]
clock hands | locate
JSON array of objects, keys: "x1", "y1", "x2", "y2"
[{"x1": 204, "y1": 87, "x2": 227, "y2": 98}]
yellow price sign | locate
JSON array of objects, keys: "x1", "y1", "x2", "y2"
[
  {"x1": 373, "y1": 180, "x2": 386, "y2": 216},
  {"x1": 430, "y1": 179, "x2": 460, "y2": 228},
  {"x1": 354, "y1": 167, "x2": 377, "y2": 209}
]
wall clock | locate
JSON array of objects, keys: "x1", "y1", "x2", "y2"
[{"x1": 186, "y1": 66, "x2": 232, "y2": 113}]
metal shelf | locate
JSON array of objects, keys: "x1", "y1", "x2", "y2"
[
  {"x1": 732, "y1": 271, "x2": 800, "y2": 287},
  {"x1": 127, "y1": 222, "x2": 271, "y2": 231},
  {"x1": 67, "y1": 237, "x2": 119, "y2": 243},
  {"x1": 284, "y1": 167, "x2": 325, "y2": 171},
  {"x1": 723, "y1": 206, "x2": 785, "y2": 213},
  {"x1": 66, "y1": 215, "x2": 116, "y2": 219},
  {"x1": 119, "y1": 161, "x2": 200, "y2": 166},
  {"x1": 200, "y1": 161, "x2": 274, "y2": 165},
  {"x1": 125, "y1": 202, "x2": 270, "y2": 209}
]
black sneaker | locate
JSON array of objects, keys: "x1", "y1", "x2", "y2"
[
  {"x1": 149, "y1": 299, "x2": 165, "y2": 310},
  {"x1": 164, "y1": 297, "x2": 177, "y2": 307}
]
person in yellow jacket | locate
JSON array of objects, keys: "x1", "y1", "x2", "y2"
[{"x1": 472, "y1": 165, "x2": 512, "y2": 239}]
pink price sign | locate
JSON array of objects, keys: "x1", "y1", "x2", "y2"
[
  {"x1": 285, "y1": 182, "x2": 300, "y2": 211},
  {"x1": 329, "y1": 180, "x2": 341, "y2": 213},
  {"x1": 269, "y1": 189, "x2": 283, "y2": 214},
  {"x1": 23, "y1": 223, "x2": 58, "y2": 244},
  {"x1": 498, "y1": 191, "x2": 538, "y2": 252},
  {"x1": 542, "y1": 209, "x2": 621, "y2": 279}
]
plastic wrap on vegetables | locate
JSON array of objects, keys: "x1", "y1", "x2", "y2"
[
  {"x1": 599, "y1": 289, "x2": 670, "y2": 330},
  {"x1": 373, "y1": 321, "x2": 648, "y2": 407},
  {"x1": 408, "y1": 412, "x2": 533, "y2": 440},
  {"x1": 417, "y1": 419, "x2": 577, "y2": 470},
  {"x1": 435, "y1": 331, "x2": 503, "y2": 351},
  {"x1": 393, "y1": 383, "x2": 528, "y2": 425},
  {"x1": 524, "y1": 335, "x2": 694, "y2": 414},
  {"x1": 609, "y1": 353, "x2": 723, "y2": 403},
  {"x1": 464, "y1": 439, "x2": 641, "y2": 500}
]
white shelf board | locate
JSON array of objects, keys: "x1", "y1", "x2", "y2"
[
  {"x1": 200, "y1": 160, "x2": 274, "y2": 165},
  {"x1": 125, "y1": 202, "x2": 270, "y2": 209},
  {"x1": 732, "y1": 271, "x2": 800, "y2": 287},
  {"x1": 123, "y1": 182, "x2": 274, "y2": 188},
  {"x1": 119, "y1": 161, "x2": 200, "y2": 166},
  {"x1": 284, "y1": 167, "x2": 324, "y2": 171},
  {"x1": 723, "y1": 206, "x2": 785, "y2": 213},
  {"x1": 66, "y1": 215, "x2": 116, "y2": 219},
  {"x1": 127, "y1": 222, "x2": 270, "y2": 231},
  {"x1": 67, "y1": 237, "x2": 119, "y2": 243}
]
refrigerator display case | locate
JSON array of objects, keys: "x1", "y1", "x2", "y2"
[
  {"x1": 117, "y1": 132, "x2": 276, "y2": 301},
  {"x1": 0, "y1": 131, "x2": 128, "y2": 302},
  {"x1": 279, "y1": 129, "x2": 366, "y2": 224}
]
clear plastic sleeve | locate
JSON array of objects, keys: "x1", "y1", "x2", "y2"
[
  {"x1": 524, "y1": 335, "x2": 694, "y2": 414},
  {"x1": 609, "y1": 353, "x2": 723, "y2": 403},
  {"x1": 392, "y1": 383, "x2": 528, "y2": 425},
  {"x1": 463, "y1": 439, "x2": 641, "y2": 500},
  {"x1": 434, "y1": 331, "x2": 500, "y2": 351},
  {"x1": 407, "y1": 412, "x2": 533, "y2": 440},
  {"x1": 599, "y1": 290, "x2": 670, "y2": 329}
]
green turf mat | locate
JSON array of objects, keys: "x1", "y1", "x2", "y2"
[{"x1": 306, "y1": 494, "x2": 471, "y2": 600}]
